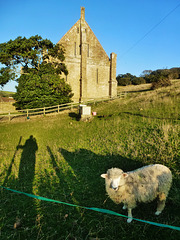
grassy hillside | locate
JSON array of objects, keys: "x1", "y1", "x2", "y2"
[
  {"x1": 0, "y1": 90, "x2": 15, "y2": 97},
  {"x1": 0, "y1": 82, "x2": 180, "y2": 239}
]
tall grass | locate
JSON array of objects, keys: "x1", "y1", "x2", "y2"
[{"x1": 0, "y1": 83, "x2": 180, "y2": 239}]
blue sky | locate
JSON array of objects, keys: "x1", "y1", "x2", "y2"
[{"x1": 0, "y1": 0, "x2": 180, "y2": 92}]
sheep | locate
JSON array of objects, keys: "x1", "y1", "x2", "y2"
[{"x1": 101, "y1": 164, "x2": 172, "y2": 223}]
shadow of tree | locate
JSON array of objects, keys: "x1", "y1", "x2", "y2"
[
  {"x1": 39, "y1": 147, "x2": 143, "y2": 209},
  {"x1": 35, "y1": 147, "x2": 180, "y2": 239},
  {"x1": 120, "y1": 112, "x2": 179, "y2": 121},
  {"x1": 58, "y1": 148, "x2": 144, "y2": 207},
  {"x1": 34, "y1": 147, "x2": 145, "y2": 238},
  {"x1": 124, "y1": 89, "x2": 151, "y2": 93}
]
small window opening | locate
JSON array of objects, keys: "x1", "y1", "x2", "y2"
[
  {"x1": 74, "y1": 42, "x2": 76, "y2": 56},
  {"x1": 97, "y1": 69, "x2": 99, "y2": 84},
  {"x1": 87, "y1": 44, "x2": 89, "y2": 57}
]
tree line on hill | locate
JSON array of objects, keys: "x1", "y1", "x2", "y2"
[{"x1": 116, "y1": 68, "x2": 180, "y2": 89}]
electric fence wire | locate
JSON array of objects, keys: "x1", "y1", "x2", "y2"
[{"x1": 120, "y1": 2, "x2": 180, "y2": 58}]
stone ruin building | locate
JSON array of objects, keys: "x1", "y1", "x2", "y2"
[{"x1": 58, "y1": 7, "x2": 117, "y2": 102}]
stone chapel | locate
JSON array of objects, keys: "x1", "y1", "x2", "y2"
[{"x1": 58, "y1": 7, "x2": 117, "y2": 102}]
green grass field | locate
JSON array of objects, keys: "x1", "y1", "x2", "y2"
[{"x1": 0, "y1": 82, "x2": 180, "y2": 239}]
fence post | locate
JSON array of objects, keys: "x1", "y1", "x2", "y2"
[
  {"x1": 58, "y1": 105, "x2": 59, "y2": 113},
  {"x1": 44, "y1": 107, "x2": 46, "y2": 115},
  {"x1": 8, "y1": 111, "x2": 11, "y2": 121},
  {"x1": 27, "y1": 109, "x2": 29, "y2": 118}
]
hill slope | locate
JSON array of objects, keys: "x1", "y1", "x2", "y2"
[{"x1": 0, "y1": 81, "x2": 179, "y2": 240}]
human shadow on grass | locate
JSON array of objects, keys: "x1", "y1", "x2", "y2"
[
  {"x1": 17, "y1": 135, "x2": 38, "y2": 192},
  {"x1": 3, "y1": 136, "x2": 22, "y2": 186},
  {"x1": 1, "y1": 136, "x2": 38, "y2": 238}
]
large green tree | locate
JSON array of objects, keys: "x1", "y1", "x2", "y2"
[
  {"x1": 0, "y1": 35, "x2": 73, "y2": 109},
  {"x1": 0, "y1": 35, "x2": 67, "y2": 85},
  {"x1": 13, "y1": 63, "x2": 73, "y2": 109}
]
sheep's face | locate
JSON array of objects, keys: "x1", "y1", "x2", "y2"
[{"x1": 101, "y1": 168, "x2": 128, "y2": 191}]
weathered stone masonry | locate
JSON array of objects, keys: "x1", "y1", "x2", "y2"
[{"x1": 58, "y1": 7, "x2": 117, "y2": 102}]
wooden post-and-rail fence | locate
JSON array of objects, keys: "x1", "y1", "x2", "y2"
[
  {"x1": 0, "y1": 93, "x2": 127, "y2": 121},
  {"x1": 1, "y1": 102, "x2": 80, "y2": 121}
]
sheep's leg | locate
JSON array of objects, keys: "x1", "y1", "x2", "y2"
[
  {"x1": 155, "y1": 193, "x2": 166, "y2": 215},
  {"x1": 122, "y1": 204, "x2": 127, "y2": 210},
  {"x1": 127, "y1": 208, "x2": 133, "y2": 223}
]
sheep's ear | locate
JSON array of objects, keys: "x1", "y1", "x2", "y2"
[
  {"x1": 101, "y1": 174, "x2": 108, "y2": 179},
  {"x1": 122, "y1": 173, "x2": 128, "y2": 178}
]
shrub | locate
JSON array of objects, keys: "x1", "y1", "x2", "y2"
[
  {"x1": 151, "y1": 76, "x2": 171, "y2": 90},
  {"x1": 117, "y1": 78, "x2": 131, "y2": 86},
  {"x1": 132, "y1": 77, "x2": 146, "y2": 85}
]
